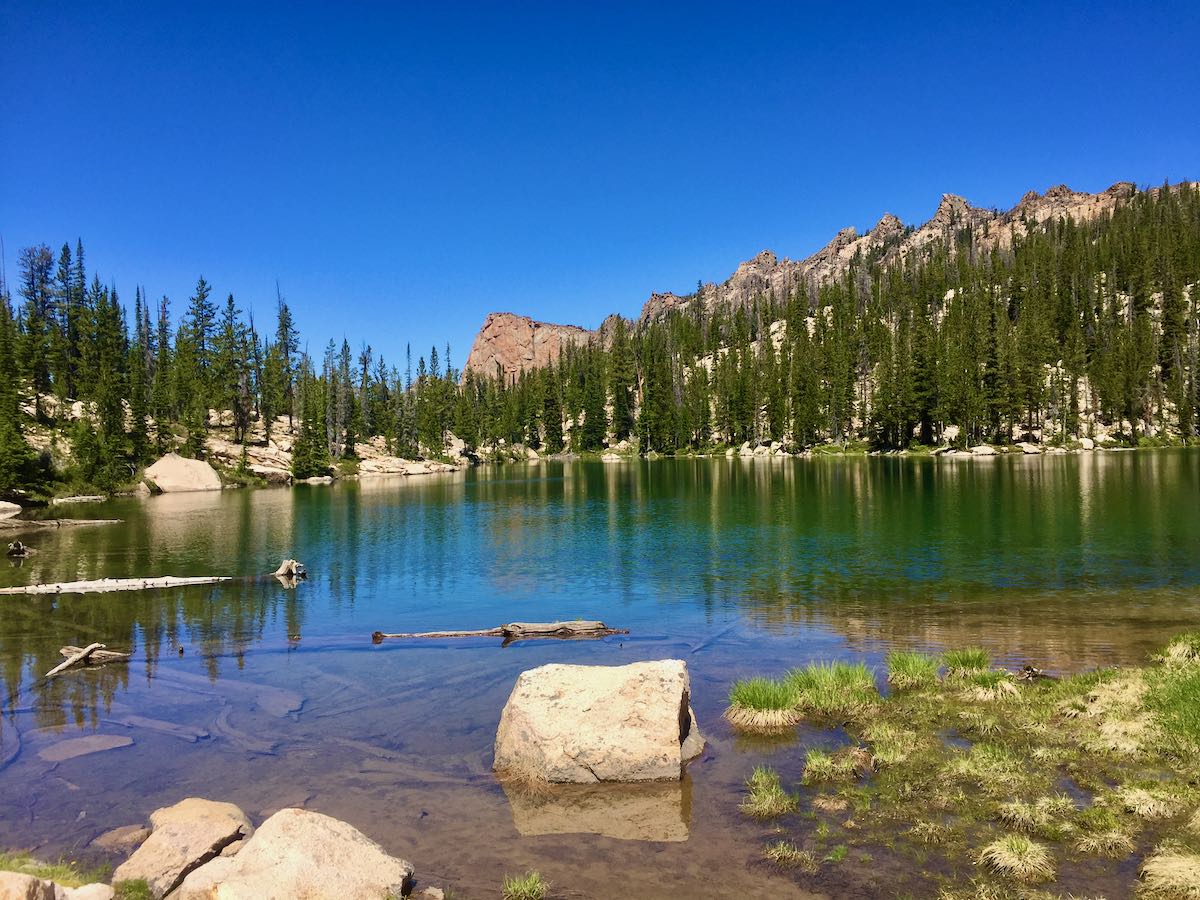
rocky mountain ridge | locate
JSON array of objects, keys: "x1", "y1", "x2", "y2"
[{"x1": 463, "y1": 181, "x2": 1153, "y2": 378}]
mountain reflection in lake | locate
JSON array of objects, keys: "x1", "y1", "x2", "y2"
[{"x1": 1, "y1": 453, "x2": 1198, "y2": 898}]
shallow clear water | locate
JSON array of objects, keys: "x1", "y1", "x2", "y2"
[{"x1": 1, "y1": 452, "x2": 1198, "y2": 897}]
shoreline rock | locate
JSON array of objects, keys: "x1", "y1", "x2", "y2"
[
  {"x1": 113, "y1": 798, "x2": 253, "y2": 898},
  {"x1": 144, "y1": 454, "x2": 223, "y2": 493},
  {"x1": 175, "y1": 808, "x2": 413, "y2": 900},
  {"x1": 494, "y1": 659, "x2": 705, "y2": 784}
]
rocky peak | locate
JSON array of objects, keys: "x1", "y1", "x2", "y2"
[
  {"x1": 870, "y1": 213, "x2": 904, "y2": 242},
  {"x1": 463, "y1": 312, "x2": 594, "y2": 380},
  {"x1": 931, "y1": 193, "x2": 973, "y2": 228}
]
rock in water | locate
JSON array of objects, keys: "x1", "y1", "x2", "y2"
[
  {"x1": 0, "y1": 501, "x2": 21, "y2": 520},
  {"x1": 144, "y1": 453, "x2": 223, "y2": 493},
  {"x1": 38, "y1": 734, "x2": 133, "y2": 762},
  {"x1": 174, "y1": 808, "x2": 414, "y2": 900},
  {"x1": 92, "y1": 824, "x2": 152, "y2": 851},
  {"x1": 113, "y1": 798, "x2": 253, "y2": 898},
  {"x1": 494, "y1": 659, "x2": 704, "y2": 783}
]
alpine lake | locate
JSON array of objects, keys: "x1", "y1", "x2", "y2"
[{"x1": 2, "y1": 451, "x2": 1198, "y2": 899}]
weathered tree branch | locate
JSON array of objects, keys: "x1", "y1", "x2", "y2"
[{"x1": 45, "y1": 642, "x2": 107, "y2": 678}]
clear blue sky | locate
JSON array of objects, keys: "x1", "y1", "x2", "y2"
[{"x1": 2, "y1": 1, "x2": 1198, "y2": 368}]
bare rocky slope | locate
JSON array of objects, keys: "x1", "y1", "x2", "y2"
[{"x1": 463, "y1": 182, "x2": 1147, "y2": 378}]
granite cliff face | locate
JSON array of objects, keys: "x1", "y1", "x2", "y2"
[
  {"x1": 463, "y1": 312, "x2": 595, "y2": 382},
  {"x1": 463, "y1": 182, "x2": 1146, "y2": 377}
]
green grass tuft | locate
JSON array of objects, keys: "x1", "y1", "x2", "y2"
[
  {"x1": 740, "y1": 765, "x2": 798, "y2": 818},
  {"x1": 786, "y1": 661, "x2": 878, "y2": 719},
  {"x1": 763, "y1": 840, "x2": 819, "y2": 872},
  {"x1": 802, "y1": 748, "x2": 859, "y2": 783},
  {"x1": 114, "y1": 881, "x2": 154, "y2": 900},
  {"x1": 1146, "y1": 665, "x2": 1200, "y2": 748},
  {"x1": 502, "y1": 871, "x2": 549, "y2": 900},
  {"x1": 725, "y1": 677, "x2": 800, "y2": 732},
  {"x1": 887, "y1": 650, "x2": 941, "y2": 690},
  {"x1": 943, "y1": 647, "x2": 991, "y2": 677}
]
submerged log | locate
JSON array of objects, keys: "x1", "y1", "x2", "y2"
[
  {"x1": 0, "y1": 575, "x2": 231, "y2": 595},
  {"x1": 371, "y1": 620, "x2": 628, "y2": 645}
]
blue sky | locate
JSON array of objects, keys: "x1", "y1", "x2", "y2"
[{"x1": 2, "y1": 1, "x2": 1198, "y2": 367}]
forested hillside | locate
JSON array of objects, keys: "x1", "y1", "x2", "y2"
[{"x1": 1, "y1": 182, "x2": 1197, "y2": 499}]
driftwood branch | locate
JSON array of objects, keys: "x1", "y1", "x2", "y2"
[
  {"x1": 60, "y1": 645, "x2": 132, "y2": 664},
  {"x1": 45, "y1": 642, "x2": 107, "y2": 678},
  {"x1": 0, "y1": 575, "x2": 231, "y2": 595},
  {"x1": 372, "y1": 620, "x2": 628, "y2": 645}
]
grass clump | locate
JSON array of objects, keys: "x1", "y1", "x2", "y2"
[
  {"x1": 995, "y1": 795, "x2": 1074, "y2": 838},
  {"x1": 944, "y1": 647, "x2": 991, "y2": 677},
  {"x1": 863, "y1": 721, "x2": 914, "y2": 766},
  {"x1": 964, "y1": 669, "x2": 1020, "y2": 701},
  {"x1": 0, "y1": 853, "x2": 109, "y2": 888},
  {"x1": 502, "y1": 871, "x2": 549, "y2": 900},
  {"x1": 725, "y1": 677, "x2": 800, "y2": 732},
  {"x1": 739, "y1": 765, "x2": 798, "y2": 818},
  {"x1": 1073, "y1": 803, "x2": 1137, "y2": 857},
  {"x1": 1153, "y1": 632, "x2": 1200, "y2": 667},
  {"x1": 1145, "y1": 664, "x2": 1200, "y2": 749},
  {"x1": 887, "y1": 650, "x2": 940, "y2": 690},
  {"x1": 1116, "y1": 785, "x2": 1185, "y2": 820},
  {"x1": 786, "y1": 661, "x2": 878, "y2": 719},
  {"x1": 976, "y1": 834, "x2": 1055, "y2": 882},
  {"x1": 763, "y1": 840, "x2": 819, "y2": 872},
  {"x1": 1139, "y1": 843, "x2": 1200, "y2": 898},
  {"x1": 949, "y1": 743, "x2": 1028, "y2": 793},
  {"x1": 114, "y1": 882, "x2": 154, "y2": 900},
  {"x1": 802, "y1": 748, "x2": 860, "y2": 783}
]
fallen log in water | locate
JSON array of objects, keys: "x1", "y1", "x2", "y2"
[
  {"x1": 371, "y1": 620, "x2": 628, "y2": 645},
  {"x1": 0, "y1": 575, "x2": 232, "y2": 595},
  {"x1": 45, "y1": 642, "x2": 127, "y2": 678},
  {"x1": 60, "y1": 644, "x2": 133, "y2": 664},
  {"x1": 0, "y1": 517, "x2": 123, "y2": 531}
]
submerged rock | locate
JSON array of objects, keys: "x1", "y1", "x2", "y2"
[
  {"x1": 92, "y1": 823, "x2": 151, "y2": 851},
  {"x1": 37, "y1": 734, "x2": 133, "y2": 762},
  {"x1": 113, "y1": 798, "x2": 253, "y2": 898},
  {"x1": 494, "y1": 659, "x2": 704, "y2": 784},
  {"x1": 144, "y1": 453, "x2": 222, "y2": 493},
  {"x1": 175, "y1": 808, "x2": 413, "y2": 900}
]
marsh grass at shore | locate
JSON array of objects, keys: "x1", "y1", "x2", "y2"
[{"x1": 741, "y1": 632, "x2": 1200, "y2": 897}]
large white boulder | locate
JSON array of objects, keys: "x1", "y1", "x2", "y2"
[
  {"x1": 0, "y1": 872, "x2": 114, "y2": 900},
  {"x1": 0, "y1": 871, "x2": 55, "y2": 900},
  {"x1": 113, "y1": 798, "x2": 253, "y2": 899},
  {"x1": 494, "y1": 659, "x2": 704, "y2": 784},
  {"x1": 0, "y1": 501, "x2": 21, "y2": 520},
  {"x1": 144, "y1": 454, "x2": 222, "y2": 493},
  {"x1": 174, "y1": 808, "x2": 413, "y2": 900}
]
